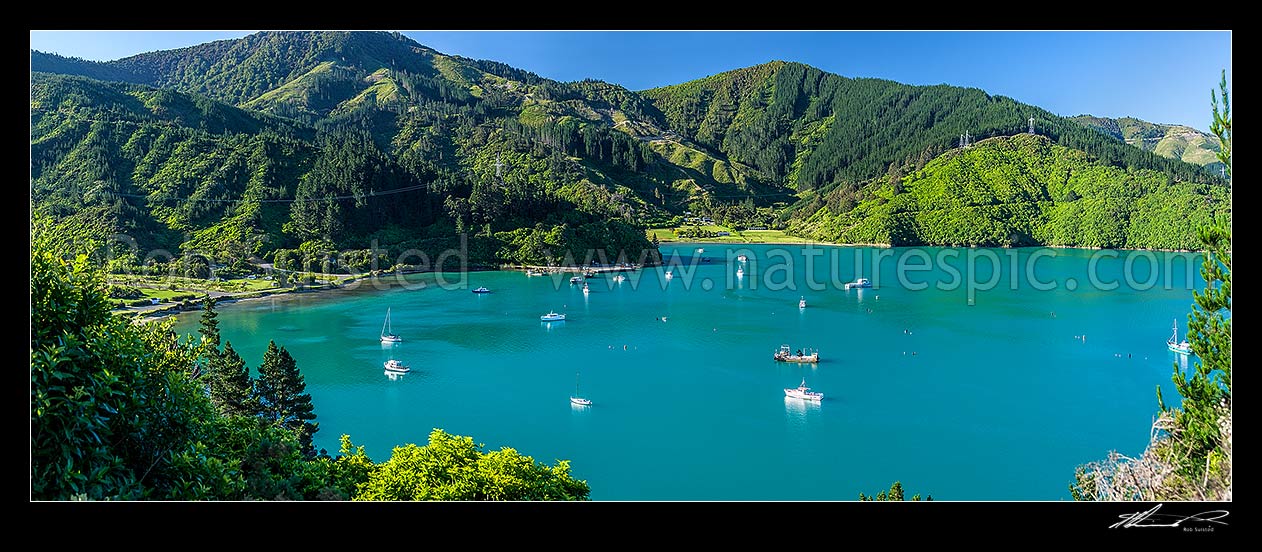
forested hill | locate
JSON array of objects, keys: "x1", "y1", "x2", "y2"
[
  {"x1": 1071, "y1": 114, "x2": 1226, "y2": 174},
  {"x1": 32, "y1": 32, "x2": 1228, "y2": 261},
  {"x1": 30, "y1": 71, "x2": 665, "y2": 269},
  {"x1": 640, "y1": 61, "x2": 1224, "y2": 191},
  {"x1": 786, "y1": 134, "x2": 1230, "y2": 250}
]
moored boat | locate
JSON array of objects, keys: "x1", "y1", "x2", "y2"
[
  {"x1": 380, "y1": 308, "x2": 402, "y2": 343},
  {"x1": 541, "y1": 311, "x2": 566, "y2": 322},
  {"x1": 384, "y1": 359, "x2": 410, "y2": 373},
  {"x1": 784, "y1": 378, "x2": 823, "y2": 401},
  {"x1": 845, "y1": 277, "x2": 872, "y2": 290},
  {"x1": 1167, "y1": 319, "x2": 1192, "y2": 355},
  {"x1": 773, "y1": 344, "x2": 819, "y2": 363}
]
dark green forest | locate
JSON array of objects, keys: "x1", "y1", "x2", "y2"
[{"x1": 32, "y1": 31, "x2": 1230, "y2": 272}]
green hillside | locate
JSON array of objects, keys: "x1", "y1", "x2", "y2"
[
  {"x1": 31, "y1": 32, "x2": 1229, "y2": 259},
  {"x1": 30, "y1": 72, "x2": 661, "y2": 268},
  {"x1": 642, "y1": 62, "x2": 1221, "y2": 193},
  {"x1": 787, "y1": 134, "x2": 1230, "y2": 250},
  {"x1": 1072, "y1": 115, "x2": 1225, "y2": 174}
]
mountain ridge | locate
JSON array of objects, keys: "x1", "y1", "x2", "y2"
[{"x1": 30, "y1": 31, "x2": 1229, "y2": 263}]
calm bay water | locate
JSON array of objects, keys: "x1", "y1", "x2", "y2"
[{"x1": 172, "y1": 244, "x2": 1204, "y2": 500}]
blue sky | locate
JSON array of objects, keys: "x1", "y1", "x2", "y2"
[{"x1": 30, "y1": 30, "x2": 1231, "y2": 131}]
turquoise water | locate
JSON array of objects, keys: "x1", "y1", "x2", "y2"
[{"x1": 172, "y1": 244, "x2": 1205, "y2": 500}]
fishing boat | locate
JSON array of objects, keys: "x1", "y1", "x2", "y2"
[
  {"x1": 773, "y1": 344, "x2": 819, "y2": 363},
  {"x1": 570, "y1": 372, "x2": 592, "y2": 406},
  {"x1": 541, "y1": 311, "x2": 566, "y2": 322},
  {"x1": 784, "y1": 378, "x2": 823, "y2": 401},
  {"x1": 1167, "y1": 319, "x2": 1192, "y2": 355},
  {"x1": 844, "y1": 277, "x2": 872, "y2": 290},
  {"x1": 384, "y1": 359, "x2": 410, "y2": 373},
  {"x1": 799, "y1": 296, "x2": 807, "y2": 309},
  {"x1": 380, "y1": 308, "x2": 402, "y2": 343},
  {"x1": 472, "y1": 286, "x2": 491, "y2": 294}
]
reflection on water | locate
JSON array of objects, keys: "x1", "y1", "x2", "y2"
[
  {"x1": 784, "y1": 395, "x2": 821, "y2": 426},
  {"x1": 384, "y1": 370, "x2": 405, "y2": 381}
]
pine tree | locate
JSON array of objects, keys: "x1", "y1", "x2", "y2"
[
  {"x1": 208, "y1": 341, "x2": 258, "y2": 418},
  {"x1": 1155, "y1": 71, "x2": 1231, "y2": 484},
  {"x1": 255, "y1": 341, "x2": 319, "y2": 457},
  {"x1": 199, "y1": 295, "x2": 220, "y2": 350}
]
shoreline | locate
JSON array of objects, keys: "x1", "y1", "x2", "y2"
[
  {"x1": 135, "y1": 241, "x2": 1206, "y2": 324},
  {"x1": 663, "y1": 239, "x2": 1204, "y2": 253}
]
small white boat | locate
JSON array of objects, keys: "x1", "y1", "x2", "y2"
[
  {"x1": 472, "y1": 286, "x2": 491, "y2": 294},
  {"x1": 380, "y1": 308, "x2": 402, "y2": 343},
  {"x1": 526, "y1": 269, "x2": 543, "y2": 276},
  {"x1": 614, "y1": 275, "x2": 626, "y2": 283},
  {"x1": 570, "y1": 276, "x2": 582, "y2": 285},
  {"x1": 785, "y1": 378, "x2": 823, "y2": 401},
  {"x1": 737, "y1": 254, "x2": 748, "y2": 262},
  {"x1": 799, "y1": 296, "x2": 807, "y2": 309},
  {"x1": 570, "y1": 371, "x2": 592, "y2": 406},
  {"x1": 845, "y1": 277, "x2": 872, "y2": 290},
  {"x1": 384, "y1": 359, "x2": 410, "y2": 373},
  {"x1": 541, "y1": 311, "x2": 566, "y2": 322},
  {"x1": 1167, "y1": 319, "x2": 1192, "y2": 355},
  {"x1": 696, "y1": 248, "x2": 705, "y2": 253},
  {"x1": 582, "y1": 282, "x2": 590, "y2": 294},
  {"x1": 736, "y1": 267, "x2": 744, "y2": 277},
  {"x1": 664, "y1": 270, "x2": 673, "y2": 279}
]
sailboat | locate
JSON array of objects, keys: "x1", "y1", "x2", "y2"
[
  {"x1": 380, "y1": 308, "x2": 402, "y2": 343},
  {"x1": 1167, "y1": 319, "x2": 1192, "y2": 355},
  {"x1": 570, "y1": 372, "x2": 592, "y2": 406}
]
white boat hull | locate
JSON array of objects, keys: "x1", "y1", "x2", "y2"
[
  {"x1": 570, "y1": 397, "x2": 592, "y2": 406},
  {"x1": 784, "y1": 389, "x2": 823, "y2": 401},
  {"x1": 384, "y1": 362, "x2": 410, "y2": 373}
]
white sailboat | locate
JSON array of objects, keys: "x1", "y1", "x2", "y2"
[
  {"x1": 380, "y1": 308, "x2": 402, "y2": 343},
  {"x1": 1167, "y1": 319, "x2": 1192, "y2": 355},
  {"x1": 571, "y1": 371, "x2": 592, "y2": 406}
]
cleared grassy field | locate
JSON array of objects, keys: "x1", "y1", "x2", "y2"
[{"x1": 649, "y1": 228, "x2": 818, "y2": 244}]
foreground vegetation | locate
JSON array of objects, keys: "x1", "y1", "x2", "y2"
[
  {"x1": 1070, "y1": 74, "x2": 1231, "y2": 501},
  {"x1": 31, "y1": 234, "x2": 589, "y2": 500}
]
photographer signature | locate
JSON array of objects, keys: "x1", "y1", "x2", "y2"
[{"x1": 1110, "y1": 504, "x2": 1229, "y2": 529}]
